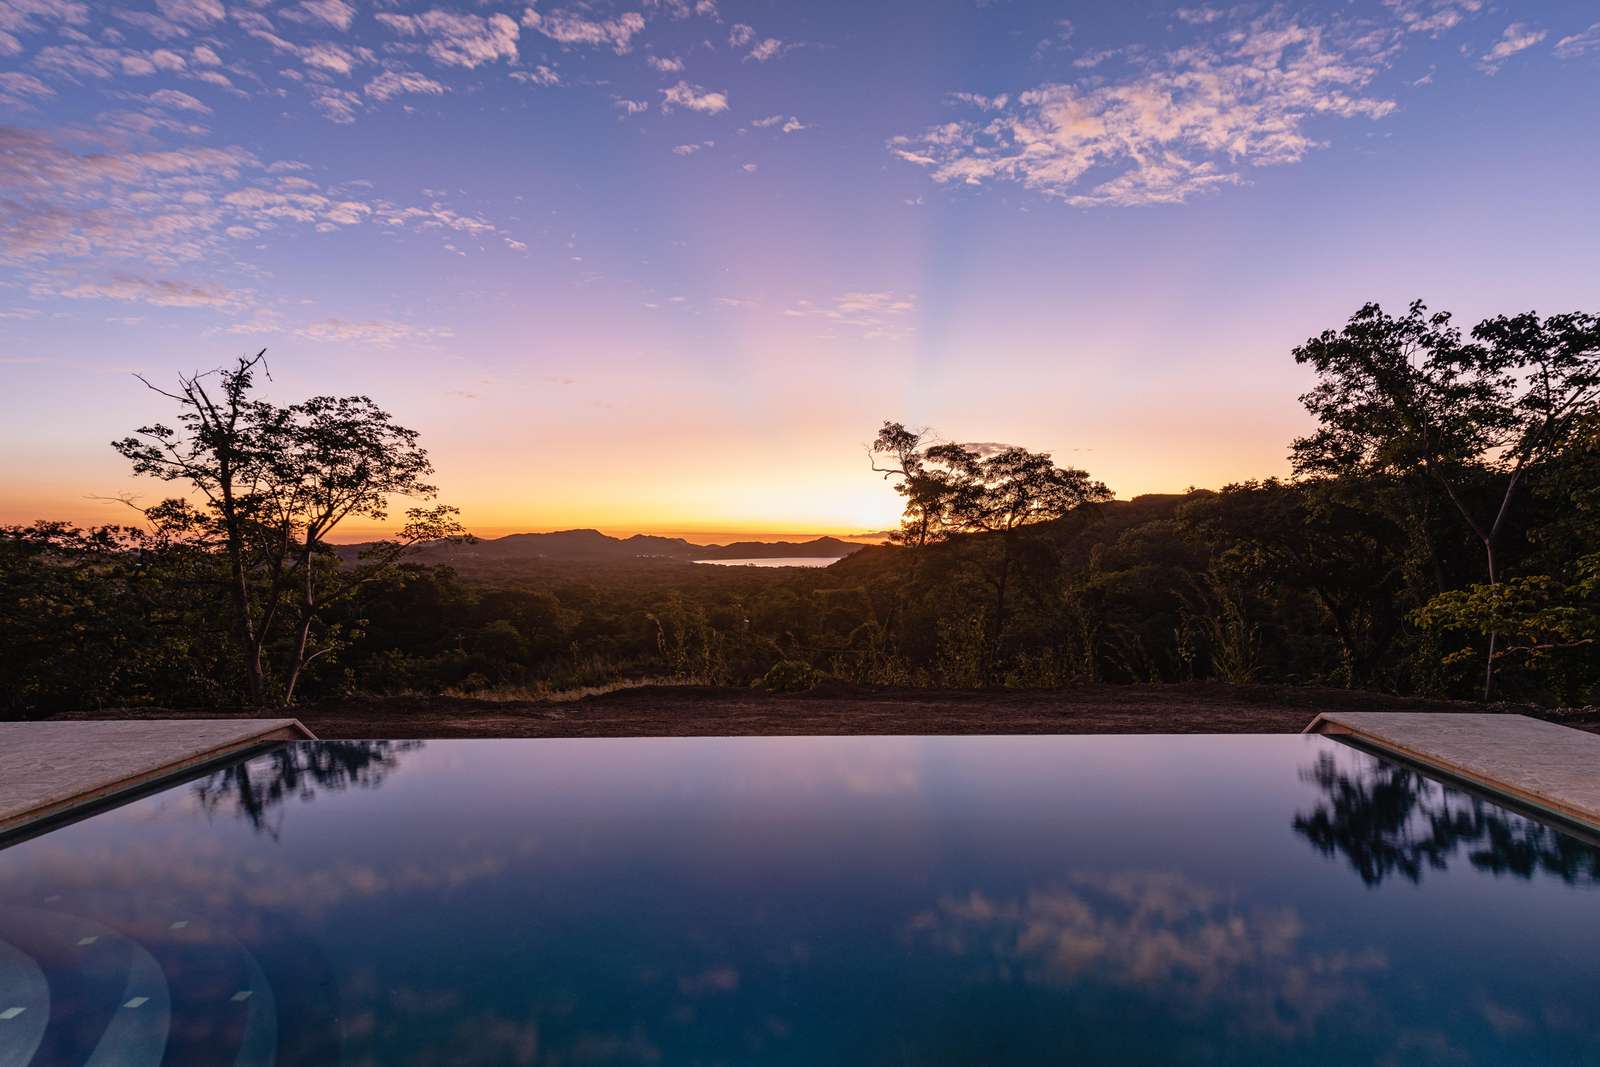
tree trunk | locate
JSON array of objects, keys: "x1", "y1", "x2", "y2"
[
  {"x1": 983, "y1": 538, "x2": 1013, "y2": 687},
  {"x1": 1482, "y1": 538, "x2": 1498, "y2": 702}
]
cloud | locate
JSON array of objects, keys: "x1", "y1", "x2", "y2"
[
  {"x1": 659, "y1": 78, "x2": 727, "y2": 113},
  {"x1": 612, "y1": 96, "x2": 647, "y2": 114},
  {"x1": 522, "y1": 6, "x2": 644, "y2": 54},
  {"x1": 154, "y1": 0, "x2": 224, "y2": 27},
  {"x1": 0, "y1": 71, "x2": 54, "y2": 107},
  {"x1": 1555, "y1": 23, "x2": 1600, "y2": 59},
  {"x1": 1479, "y1": 22, "x2": 1546, "y2": 72},
  {"x1": 146, "y1": 87, "x2": 211, "y2": 112},
  {"x1": 783, "y1": 290, "x2": 916, "y2": 340},
  {"x1": 55, "y1": 274, "x2": 249, "y2": 309},
  {"x1": 740, "y1": 161, "x2": 755, "y2": 172},
  {"x1": 295, "y1": 0, "x2": 354, "y2": 31},
  {"x1": 646, "y1": 54, "x2": 683, "y2": 72},
  {"x1": 298, "y1": 317, "x2": 453, "y2": 344},
  {"x1": 375, "y1": 10, "x2": 519, "y2": 68},
  {"x1": 671, "y1": 139, "x2": 712, "y2": 155},
  {"x1": 727, "y1": 22, "x2": 752, "y2": 47},
  {"x1": 0, "y1": 0, "x2": 91, "y2": 44},
  {"x1": 745, "y1": 37, "x2": 782, "y2": 62},
  {"x1": 947, "y1": 91, "x2": 1008, "y2": 110},
  {"x1": 1382, "y1": 0, "x2": 1483, "y2": 36},
  {"x1": 0, "y1": 124, "x2": 522, "y2": 275},
  {"x1": 889, "y1": 13, "x2": 1397, "y2": 208},
  {"x1": 510, "y1": 65, "x2": 560, "y2": 86},
  {"x1": 909, "y1": 873, "x2": 1387, "y2": 1040},
  {"x1": 365, "y1": 69, "x2": 447, "y2": 101}
]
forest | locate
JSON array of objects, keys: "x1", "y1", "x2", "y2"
[{"x1": 3, "y1": 300, "x2": 1596, "y2": 717}]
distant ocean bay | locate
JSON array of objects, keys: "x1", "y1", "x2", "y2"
[{"x1": 692, "y1": 557, "x2": 843, "y2": 568}]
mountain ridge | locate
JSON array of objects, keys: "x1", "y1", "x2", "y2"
[{"x1": 340, "y1": 528, "x2": 866, "y2": 565}]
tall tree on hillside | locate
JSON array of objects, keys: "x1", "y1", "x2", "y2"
[
  {"x1": 114, "y1": 352, "x2": 463, "y2": 706},
  {"x1": 1291, "y1": 301, "x2": 1600, "y2": 698},
  {"x1": 872, "y1": 422, "x2": 1111, "y2": 683}
]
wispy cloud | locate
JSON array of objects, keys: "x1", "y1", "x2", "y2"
[
  {"x1": 228, "y1": 314, "x2": 453, "y2": 345},
  {"x1": 375, "y1": 9, "x2": 519, "y2": 69},
  {"x1": 890, "y1": 13, "x2": 1397, "y2": 208},
  {"x1": 0, "y1": 125, "x2": 522, "y2": 277},
  {"x1": 1479, "y1": 22, "x2": 1546, "y2": 72},
  {"x1": 522, "y1": 6, "x2": 645, "y2": 55},
  {"x1": 54, "y1": 274, "x2": 249, "y2": 309},
  {"x1": 365, "y1": 69, "x2": 448, "y2": 101},
  {"x1": 1382, "y1": 0, "x2": 1483, "y2": 36},
  {"x1": 1555, "y1": 23, "x2": 1600, "y2": 59},
  {"x1": 783, "y1": 291, "x2": 916, "y2": 340}
]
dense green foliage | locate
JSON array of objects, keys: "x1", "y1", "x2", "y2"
[{"x1": 2, "y1": 301, "x2": 1595, "y2": 716}]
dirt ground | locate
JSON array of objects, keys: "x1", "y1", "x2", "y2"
[{"x1": 48, "y1": 681, "x2": 1600, "y2": 739}]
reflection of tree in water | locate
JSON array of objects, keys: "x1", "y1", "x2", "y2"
[
  {"x1": 1293, "y1": 751, "x2": 1600, "y2": 887},
  {"x1": 194, "y1": 741, "x2": 423, "y2": 836}
]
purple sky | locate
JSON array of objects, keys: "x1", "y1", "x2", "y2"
[{"x1": 3, "y1": 0, "x2": 1598, "y2": 537}]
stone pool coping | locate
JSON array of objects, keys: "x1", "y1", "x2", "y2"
[
  {"x1": 0, "y1": 719, "x2": 315, "y2": 838},
  {"x1": 1305, "y1": 712, "x2": 1600, "y2": 832}
]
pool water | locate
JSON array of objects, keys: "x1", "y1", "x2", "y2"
[{"x1": 1, "y1": 735, "x2": 1597, "y2": 1066}]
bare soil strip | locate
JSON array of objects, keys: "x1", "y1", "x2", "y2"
[{"x1": 44, "y1": 683, "x2": 1600, "y2": 739}]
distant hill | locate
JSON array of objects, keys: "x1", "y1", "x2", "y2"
[{"x1": 339, "y1": 529, "x2": 866, "y2": 566}]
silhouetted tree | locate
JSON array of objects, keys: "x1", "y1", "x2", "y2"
[
  {"x1": 871, "y1": 422, "x2": 1111, "y2": 683},
  {"x1": 114, "y1": 351, "x2": 463, "y2": 705},
  {"x1": 1292, "y1": 302, "x2": 1600, "y2": 698}
]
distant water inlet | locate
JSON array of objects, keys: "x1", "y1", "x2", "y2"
[{"x1": 693, "y1": 557, "x2": 843, "y2": 568}]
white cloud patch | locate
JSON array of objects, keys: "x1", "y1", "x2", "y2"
[
  {"x1": 890, "y1": 14, "x2": 1398, "y2": 208},
  {"x1": 613, "y1": 96, "x2": 647, "y2": 114},
  {"x1": 1479, "y1": 22, "x2": 1546, "y2": 72},
  {"x1": 745, "y1": 37, "x2": 782, "y2": 62},
  {"x1": 727, "y1": 22, "x2": 752, "y2": 47},
  {"x1": 646, "y1": 54, "x2": 683, "y2": 72},
  {"x1": 671, "y1": 139, "x2": 712, "y2": 155},
  {"x1": 522, "y1": 6, "x2": 644, "y2": 54},
  {"x1": 375, "y1": 9, "x2": 519, "y2": 68},
  {"x1": 659, "y1": 78, "x2": 727, "y2": 113}
]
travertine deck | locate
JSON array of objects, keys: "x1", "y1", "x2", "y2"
[
  {"x1": 0, "y1": 719, "x2": 315, "y2": 837},
  {"x1": 1306, "y1": 712, "x2": 1600, "y2": 830}
]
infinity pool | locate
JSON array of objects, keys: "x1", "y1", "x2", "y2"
[{"x1": 2, "y1": 735, "x2": 1598, "y2": 1065}]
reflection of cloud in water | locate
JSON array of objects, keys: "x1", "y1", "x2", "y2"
[
  {"x1": 0, "y1": 834, "x2": 530, "y2": 926},
  {"x1": 908, "y1": 871, "x2": 1386, "y2": 1038}
]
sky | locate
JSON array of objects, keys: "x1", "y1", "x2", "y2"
[{"x1": 2, "y1": 0, "x2": 1598, "y2": 540}]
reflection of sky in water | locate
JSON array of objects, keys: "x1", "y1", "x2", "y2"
[{"x1": 2, "y1": 736, "x2": 1598, "y2": 1065}]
